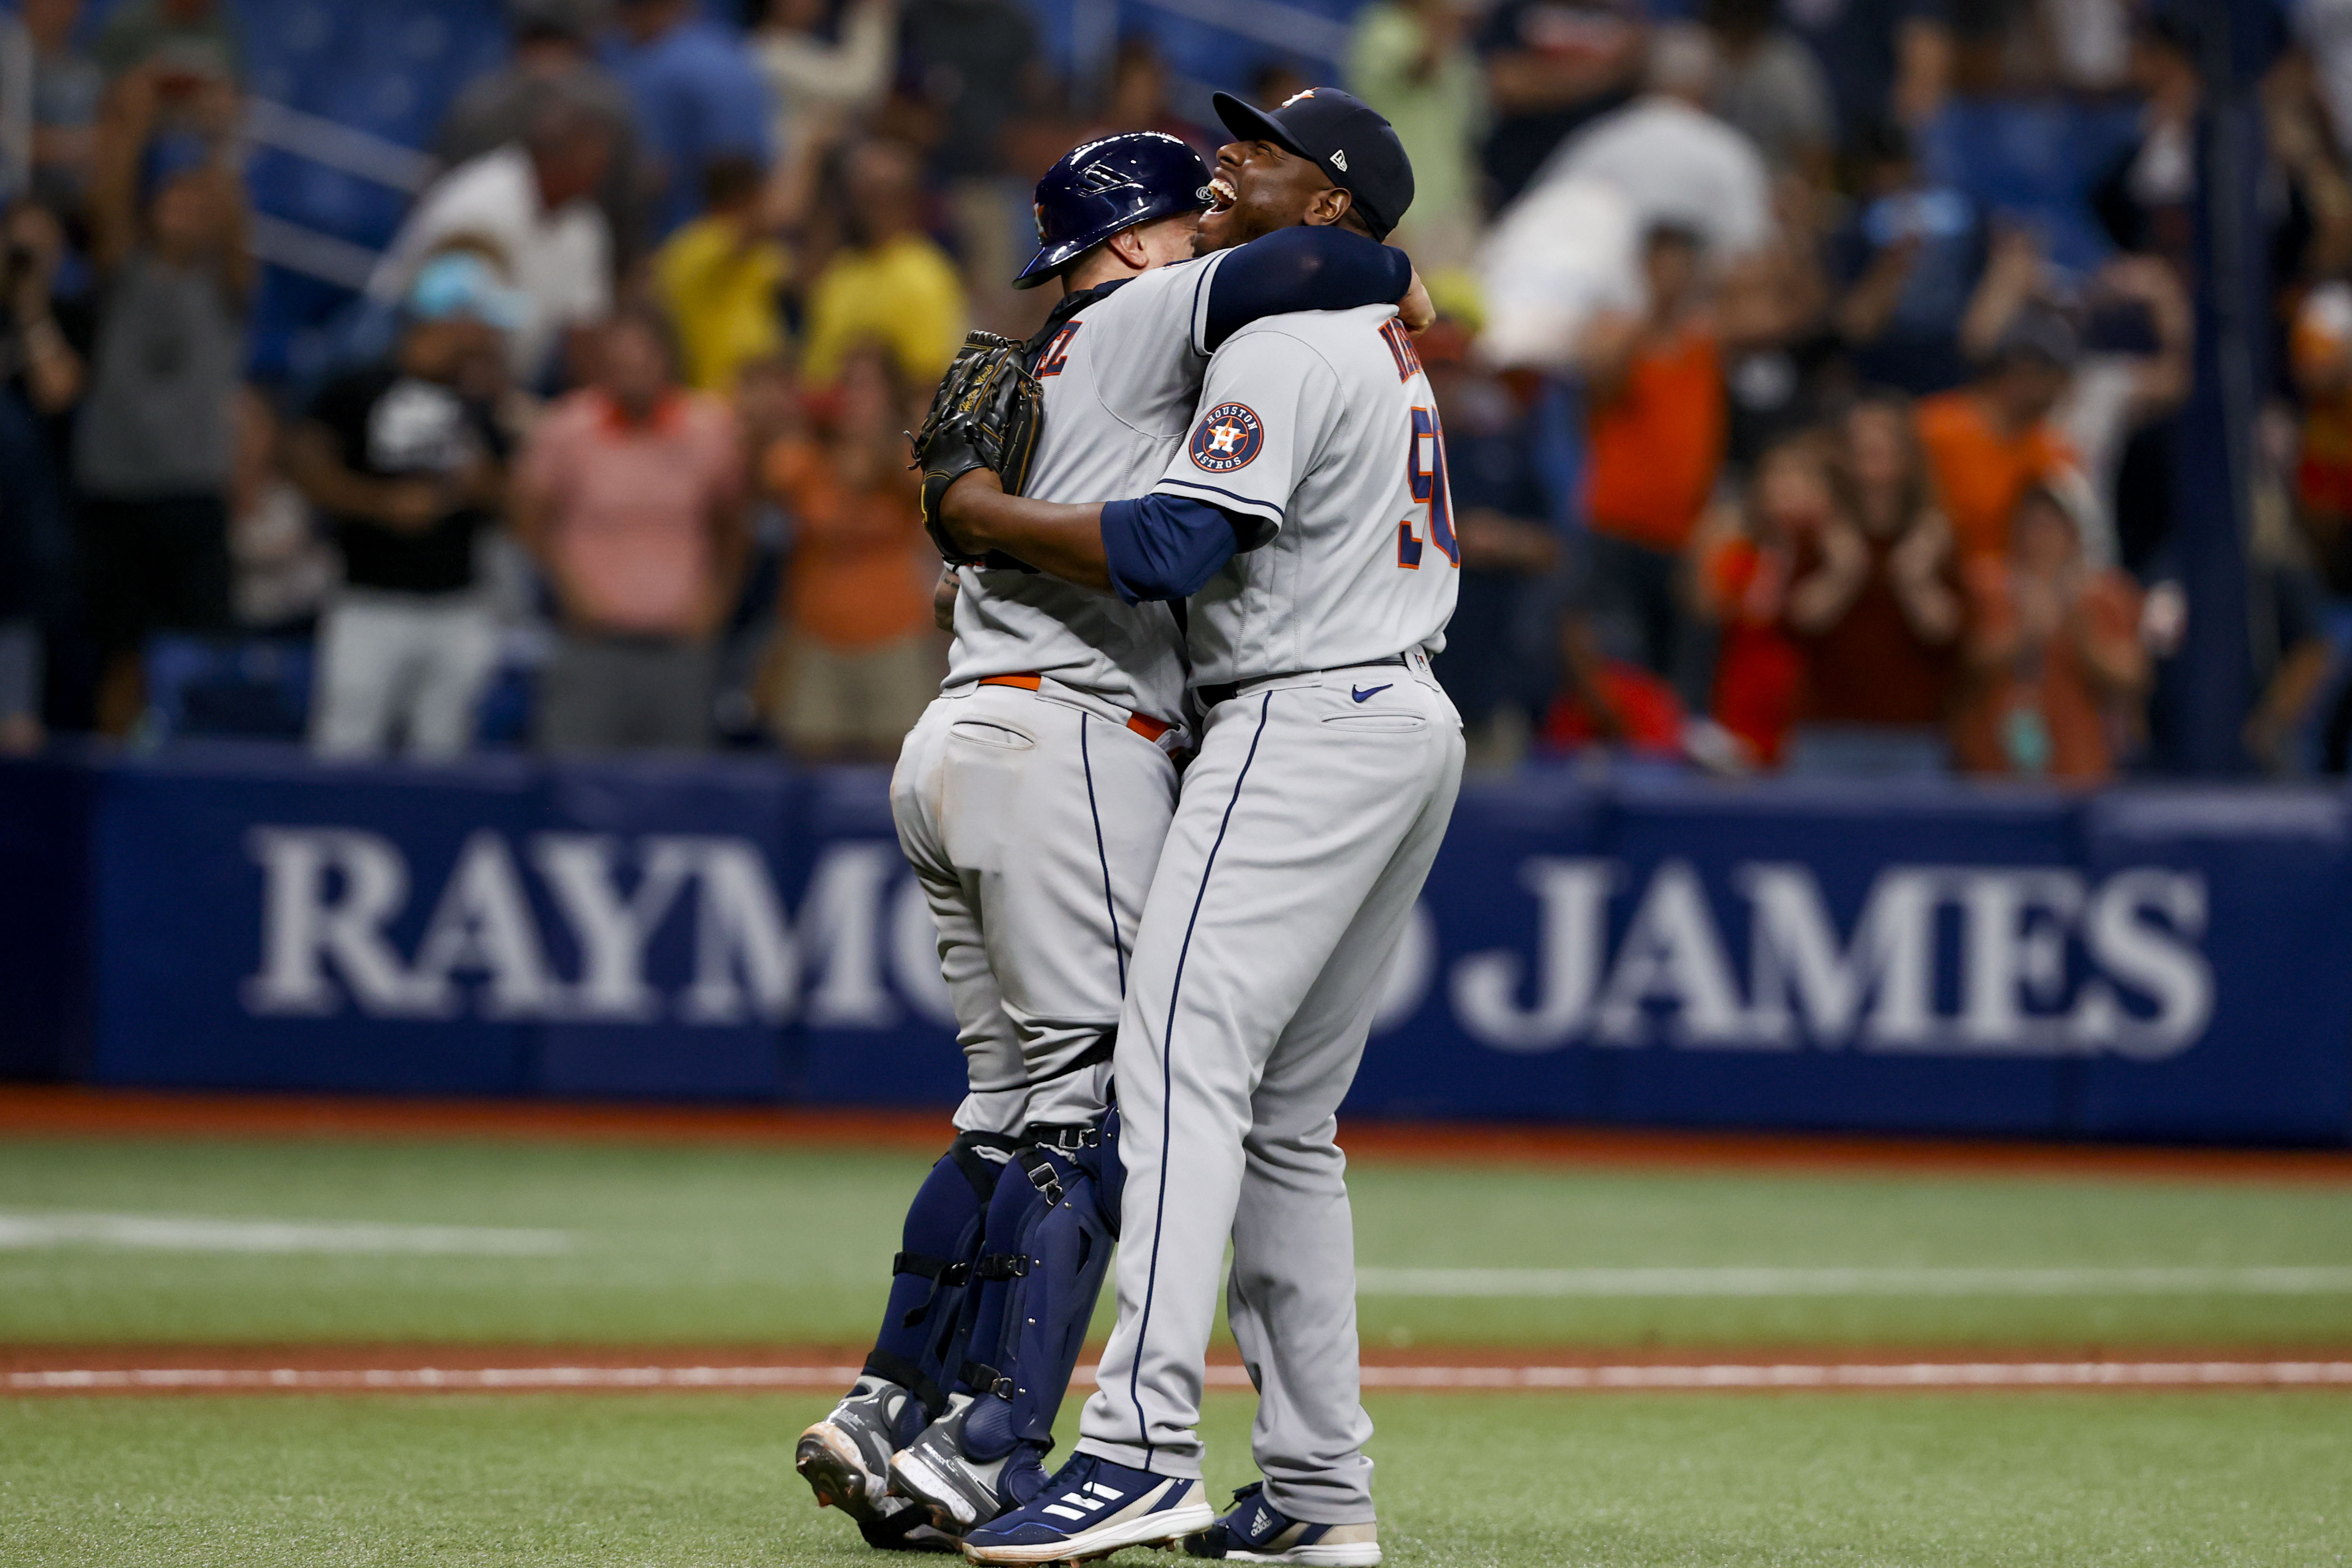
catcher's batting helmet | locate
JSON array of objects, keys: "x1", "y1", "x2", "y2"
[{"x1": 1013, "y1": 131, "x2": 1211, "y2": 289}]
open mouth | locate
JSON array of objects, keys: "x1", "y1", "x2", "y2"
[{"x1": 1205, "y1": 177, "x2": 1237, "y2": 213}]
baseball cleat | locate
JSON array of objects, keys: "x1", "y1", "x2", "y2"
[
  {"x1": 959, "y1": 1451, "x2": 1213, "y2": 1563},
  {"x1": 1183, "y1": 1482, "x2": 1381, "y2": 1566},
  {"x1": 890, "y1": 1392, "x2": 1051, "y2": 1533},
  {"x1": 861, "y1": 1494, "x2": 967, "y2": 1554},
  {"x1": 797, "y1": 1375, "x2": 911, "y2": 1523}
]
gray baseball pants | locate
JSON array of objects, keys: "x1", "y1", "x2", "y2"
[
  {"x1": 891, "y1": 681, "x2": 1183, "y2": 1134},
  {"x1": 1076, "y1": 658, "x2": 1464, "y2": 1525}
]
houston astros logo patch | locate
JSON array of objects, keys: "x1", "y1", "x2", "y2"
[{"x1": 1190, "y1": 402, "x2": 1264, "y2": 472}]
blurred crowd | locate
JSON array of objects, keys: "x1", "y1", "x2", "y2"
[{"x1": 0, "y1": 0, "x2": 2344, "y2": 783}]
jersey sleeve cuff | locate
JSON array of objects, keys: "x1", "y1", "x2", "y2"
[{"x1": 1154, "y1": 476, "x2": 1284, "y2": 547}]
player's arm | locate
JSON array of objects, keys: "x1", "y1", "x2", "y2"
[
  {"x1": 937, "y1": 474, "x2": 1115, "y2": 591},
  {"x1": 941, "y1": 329, "x2": 1327, "y2": 595},
  {"x1": 1200, "y1": 227, "x2": 1429, "y2": 350},
  {"x1": 938, "y1": 471, "x2": 1255, "y2": 602}
]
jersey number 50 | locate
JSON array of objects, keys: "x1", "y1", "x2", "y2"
[{"x1": 1399, "y1": 406, "x2": 1460, "y2": 570}]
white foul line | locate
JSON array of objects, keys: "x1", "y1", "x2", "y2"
[
  {"x1": 8, "y1": 1362, "x2": 2351, "y2": 1395},
  {"x1": 1346, "y1": 1361, "x2": 2352, "y2": 1390},
  {"x1": 1353, "y1": 1266, "x2": 2352, "y2": 1297},
  {"x1": 0, "y1": 1212, "x2": 573, "y2": 1255}
]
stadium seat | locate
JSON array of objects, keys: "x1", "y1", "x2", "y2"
[{"x1": 141, "y1": 635, "x2": 316, "y2": 744}]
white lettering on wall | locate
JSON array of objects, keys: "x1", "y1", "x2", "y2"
[
  {"x1": 532, "y1": 835, "x2": 690, "y2": 1021},
  {"x1": 407, "y1": 832, "x2": 556, "y2": 1019},
  {"x1": 1450, "y1": 859, "x2": 2214, "y2": 1059},
  {"x1": 242, "y1": 828, "x2": 2219, "y2": 1059},
  {"x1": 244, "y1": 828, "x2": 422, "y2": 1016},
  {"x1": 1450, "y1": 858, "x2": 1614, "y2": 1051}
]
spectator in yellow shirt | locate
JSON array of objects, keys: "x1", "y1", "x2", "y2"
[
  {"x1": 799, "y1": 139, "x2": 967, "y2": 386},
  {"x1": 651, "y1": 154, "x2": 788, "y2": 392}
]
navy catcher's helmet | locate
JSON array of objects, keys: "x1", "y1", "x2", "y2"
[{"x1": 1014, "y1": 131, "x2": 1211, "y2": 290}]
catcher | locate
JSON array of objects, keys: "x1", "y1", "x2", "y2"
[{"x1": 795, "y1": 130, "x2": 1429, "y2": 1550}]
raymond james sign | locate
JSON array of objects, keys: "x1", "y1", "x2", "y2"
[
  {"x1": 12, "y1": 752, "x2": 2348, "y2": 1141},
  {"x1": 244, "y1": 828, "x2": 2214, "y2": 1061}
]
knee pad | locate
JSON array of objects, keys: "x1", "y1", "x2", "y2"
[
  {"x1": 864, "y1": 1130, "x2": 1016, "y2": 1426},
  {"x1": 954, "y1": 1119, "x2": 1124, "y2": 1457}
]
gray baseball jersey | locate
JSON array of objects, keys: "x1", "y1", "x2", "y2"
[
  {"x1": 1153, "y1": 303, "x2": 1459, "y2": 685},
  {"x1": 1075, "y1": 305, "x2": 1467, "y2": 1523},
  {"x1": 942, "y1": 250, "x2": 1239, "y2": 726},
  {"x1": 896, "y1": 253, "x2": 1242, "y2": 1134}
]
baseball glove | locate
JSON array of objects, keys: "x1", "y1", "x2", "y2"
[{"x1": 911, "y1": 330, "x2": 1043, "y2": 569}]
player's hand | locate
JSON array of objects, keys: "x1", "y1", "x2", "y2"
[{"x1": 1399, "y1": 269, "x2": 1436, "y2": 335}]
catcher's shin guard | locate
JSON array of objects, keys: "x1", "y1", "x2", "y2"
[
  {"x1": 996, "y1": 1115, "x2": 1120, "y2": 1451},
  {"x1": 893, "y1": 1114, "x2": 1124, "y2": 1530},
  {"x1": 951, "y1": 1110, "x2": 1123, "y2": 1483},
  {"x1": 862, "y1": 1130, "x2": 1017, "y2": 1424}
]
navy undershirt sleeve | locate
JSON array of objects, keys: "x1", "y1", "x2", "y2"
[
  {"x1": 1201, "y1": 226, "x2": 1411, "y2": 352},
  {"x1": 1100, "y1": 495, "x2": 1249, "y2": 604}
]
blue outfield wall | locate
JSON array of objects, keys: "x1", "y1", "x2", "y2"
[{"x1": 1, "y1": 747, "x2": 2348, "y2": 1144}]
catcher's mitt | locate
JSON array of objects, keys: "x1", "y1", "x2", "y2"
[{"x1": 911, "y1": 330, "x2": 1043, "y2": 569}]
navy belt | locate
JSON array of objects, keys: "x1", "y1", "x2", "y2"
[{"x1": 1195, "y1": 654, "x2": 1408, "y2": 711}]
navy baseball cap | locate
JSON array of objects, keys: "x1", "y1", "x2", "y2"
[{"x1": 1209, "y1": 87, "x2": 1414, "y2": 241}]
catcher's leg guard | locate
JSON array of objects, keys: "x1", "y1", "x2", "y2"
[
  {"x1": 864, "y1": 1130, "x2": 1016, "y2": 1424},
  {"x1": 894, "y1": 1111, "x2": 1123, "y2": 1523},
  {"x1": 993, "y1": 1120, "x2": 1120, "y2": 1453}
]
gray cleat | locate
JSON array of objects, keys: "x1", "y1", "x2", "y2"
[
  {"x1": 796, "y1": 1375, "x2": 910, "y2": 1523},
  {"x1": 888, "y1": 1394, "x2": 1004, "y2": 1532},
  {"x1": 890, "y1": 1390, "x2": 1058, "y2": 1534}
]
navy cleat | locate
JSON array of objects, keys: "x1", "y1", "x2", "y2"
[
  {"x1": 1183, "y1": 1482, "x2": 1381, "y2": 1567},
  {"x1": 959, "y1": 1450, "x2": 1213, "y2": 1563}
]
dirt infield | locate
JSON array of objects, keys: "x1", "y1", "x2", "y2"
[
  {"x1": 7, "y1": 1086, "x2": 2350, "y2": 1183},
  {"x1": 7, "y1": 1343, "x2": 2350, "y2": 1397}
]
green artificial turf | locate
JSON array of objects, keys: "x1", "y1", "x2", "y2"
[
  {"x1": 1, "y1": 1136, "x2": 2350, "y2": 1346},
  {"x1": 4, "y1": 1390, "x2": 2345, "y2": 1567}
]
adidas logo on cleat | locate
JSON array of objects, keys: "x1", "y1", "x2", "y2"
[{"x1": 1041, "y1": 1480, "x2": 1125, "y2": 1522}]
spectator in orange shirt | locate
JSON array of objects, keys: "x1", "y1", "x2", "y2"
[
  {"x1": 1693, "y1": 433, "x2": 1827, "y2": 769},
  {"x1": 1577, "y1": 223, "x2": 1726, "y2": 708},
  {"x1": 760, "y1": 341, "x2": 939, "y2": 760},
  {"x1": 514, "y1": 307, "x2": 749, "y2": 752},
  {"x1": 1539, "y1": 612, "x2": 1690, "y2": 759},
  {"x1": 1949, "y1": 485, "x2": 2146, "y2": 781},
  {"x1": 1915, "y1": 306, "x2": 2079, "y2": 562}
]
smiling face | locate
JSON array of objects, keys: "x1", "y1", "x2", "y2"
[{"x1": 1194, "y1": 137, "x2": 1351, "y2": 255}]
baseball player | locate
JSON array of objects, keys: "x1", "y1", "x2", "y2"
[
  {"x1": 928, "y1": 89, "x2": 1460, "y2": 1568},
  {"x1": 795, "y1": 130, "x2": 1429, "y2": 1552}
]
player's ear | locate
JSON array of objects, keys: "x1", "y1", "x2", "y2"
[
  {"x1": 1305, "y1": 185, "x2": 1352, "y2": 230},
  {"x1": 1104, "y1": 225, "x2": 1152, "y2": 269}
]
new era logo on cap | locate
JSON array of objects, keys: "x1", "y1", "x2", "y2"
[{"x1": 1330, "y1": 149, "x2": 1348, "y2": 171}]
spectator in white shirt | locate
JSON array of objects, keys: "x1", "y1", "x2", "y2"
[
  {"x1": 755, "y1": 0, "x2": 897, "y2": 163},
  {"x1": 1538, "y1": 24, "x2": 1773, "y2": 263},
  {"x1": 1479, "y1": 25, "x2": 1771, "y2": 370},
  {"x1": 368, "y1": 94, "x2": 613, "y2": 387}
]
